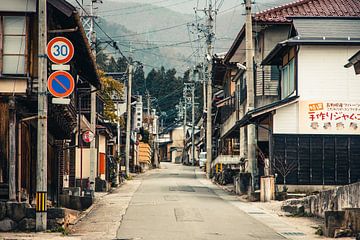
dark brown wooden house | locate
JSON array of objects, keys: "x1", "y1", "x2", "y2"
[{"x1": 0, "y1": 0, "x2": 100, "y2": 205}]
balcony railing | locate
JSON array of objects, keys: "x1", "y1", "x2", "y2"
[
  {"x1": 219, "y1": 95, "x2": 236, "y2": 124},
  {"x1": 77, "y1": 91, "x2": 104, "y2": 117}
]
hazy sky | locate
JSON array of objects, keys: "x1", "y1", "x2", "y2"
[{"x1": 105, "y1": 0, "x2": 294, "y2": 15}]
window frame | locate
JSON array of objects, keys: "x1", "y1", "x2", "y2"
[
  {"x1": 0, "y1": 14, "x2": 29, "y2": 76},
  {"x1": 280, "y1": 48, "x2": 296, "y2": 99}
]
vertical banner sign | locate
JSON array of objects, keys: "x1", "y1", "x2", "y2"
[
  {"x1": 47, "y1": 37, "x2": 74, "y2": 64},
  {"x1": 299, "y1": 100, "x2": 360, "y2": 134},
  {"x1": 36, "y1": 191, "x2": 47, "y2": 212}
]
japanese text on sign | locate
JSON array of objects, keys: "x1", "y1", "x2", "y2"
[{"x1": 299, "y1": 101, "x2": 360, "y2": 134}]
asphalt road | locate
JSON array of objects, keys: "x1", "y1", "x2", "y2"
[{"x1": 116, "y1": 163, "x2": 285, "y2": 240}]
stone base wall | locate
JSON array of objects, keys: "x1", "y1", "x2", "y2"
[
  {"x1": 0, "y1": 202, "x2": 65, "y2": 231},
  {"x1": 283, "y1": 182, "x2": 360, "y2": 218}
]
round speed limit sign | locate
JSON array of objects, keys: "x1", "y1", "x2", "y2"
[{"x1": 47, "y1": 37, "x2": 74, "y2": 64}]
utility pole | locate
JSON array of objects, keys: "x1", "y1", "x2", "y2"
[
  {"x1": 89, "y1": 0, "x2": 97, "y2": 191},
  {"x1": 146, "y1": 90, "x2": 150, "y2": 131},
  {"x1": 191, "y1": 81, "x2": 195, "y2": 166},
  {"x1": 80, "y1": 0, "x2": 100, "y2": 190},
  {"x1": 125, "y1": 60, "x2": 133, "y2": 177},
  {"x1": 205, "y1": 1, "x2": 215, "y2": 178},
  {"x1": 245, "y1": 0, "x2": 257, "y2": 192},
  {"x1": 36, "y1": 0, "x2": 48, "y2": 231},
  {"x1": 183, "y1": 88, "x2": 187, "y2": 144},
  {"x1": 115, "y1": 102, "x2": 121, "y2": 186}
]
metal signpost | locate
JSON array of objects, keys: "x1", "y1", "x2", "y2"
[{"x1": 36, "y1": 36, "x2": 75, "y2": 230}]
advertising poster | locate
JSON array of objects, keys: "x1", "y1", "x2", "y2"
[{"x1": 299, "y1": 100, "x2": 360, "y2": 134}]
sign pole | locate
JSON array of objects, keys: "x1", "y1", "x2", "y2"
[{"x1": 36, "y1": 0, "x2": 48, "y2": 231}]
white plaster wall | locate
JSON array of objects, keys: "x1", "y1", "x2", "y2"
[
  {"x1": 99, "y1": 134, "x2": 106, "y2": 153},
  {"x1": 0, "y1": 79, "x2": 27, "y2": 93},
  {"x1": 273, "y1": 103, "x2": 299, "y2": 134},
  {"x1": 75, "y1": 148, "x2": 91, "y2": 178},
  {"x1": 0, "y1": 0, "x2": 36, "y2": 12},
  {"x1": 297, "y1": 45, "x2": 360, "y2": 101},
  {"x1": 273, "y1": 45, "x2": 360, "y2": 135}
]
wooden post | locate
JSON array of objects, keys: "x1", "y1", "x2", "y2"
[
  {"x1": 36, "y1": 0, "x2": 48, "y2": 231},
  {"x1": 8, "y1": 97, "x2": 16, "y2": 201}
]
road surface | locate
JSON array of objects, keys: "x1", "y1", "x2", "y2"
[{"x1": 116, "y1": 163, "x2": 285, "y2": 240}]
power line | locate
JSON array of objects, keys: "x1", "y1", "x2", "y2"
[
  {"x1": 74, "y1": 0, "x2": 129, "y2": 62},
  {"x1": 101, "y1": 0, "x2": 194, "y2": 17},
  {"x1": 98, "y1": 0, "x2": 175, "y2": 13},
  {"x1": 133, "y1": 38, "x2": 205, "y2": 52},
  {"x1": 110, "y1": 21, "x2": 195, "y2": 39}
]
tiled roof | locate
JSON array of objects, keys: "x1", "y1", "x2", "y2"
[{"x1": 254, "y1": 0, "x2": 360, "y2": 23}]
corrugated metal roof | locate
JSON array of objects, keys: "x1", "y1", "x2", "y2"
[{"x1": 293, "y1": 18, "x2": 360, "y2": 38}]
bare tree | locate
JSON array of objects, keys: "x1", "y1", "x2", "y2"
[{"x1": 272, "y1": 155, "x2": 297, "y2": 192}]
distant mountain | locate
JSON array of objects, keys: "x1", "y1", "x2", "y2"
[{"x1": 95, "y1": 0, "x2": 295, "y2": 73}]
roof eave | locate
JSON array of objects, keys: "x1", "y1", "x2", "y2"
[
  {"x1": 262, "y1": 38, "x2": 360, "y2": 65},
  {"x1": 345, "y1": 50, "x2": 360, "y2": 68},
  {"x1": 224, "y1": 25, "x2": 245, "y2": 63}
]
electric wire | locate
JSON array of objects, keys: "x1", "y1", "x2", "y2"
[{"x1": 101, "y1": 0, "x2": 194, "y2": 17}]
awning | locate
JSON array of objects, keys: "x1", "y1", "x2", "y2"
[{"x1": 237, "y1": 96, "x2": 299, "y2": 128}]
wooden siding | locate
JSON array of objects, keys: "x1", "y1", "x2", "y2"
[
  {"x1": 0, "y1": 101, "x2": 9, "y2": 184},
  {"x1": 273, "y1": 134, "x2": 360, "y2": 185},
  {"x1": 255, "y1": 65, "x2": 279, "y2": 96}
]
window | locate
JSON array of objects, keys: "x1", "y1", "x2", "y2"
[
  {"x1": 1, "y1": 16, "x2": 27, "y2": 75},
  {"x1": 271, "y1": 65, "x2": 280, "y2": 81},
  {"x1": 281, "y1": 49, "x2": 296, "y2": 99}
]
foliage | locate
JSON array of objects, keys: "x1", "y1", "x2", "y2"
[
  {"x1": 96, "y1": 49, "x2": 203, "y2": 127},
  {"x1": 98, "y1": 70, "x2": 124, "y2": 123},
  {"x1": 139, "y1": 128, "x2": 150, "y2": 143}
]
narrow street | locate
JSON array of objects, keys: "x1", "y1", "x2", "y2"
[{"x1": 115, "y1": 163, "x2": 284, "y2": 240}]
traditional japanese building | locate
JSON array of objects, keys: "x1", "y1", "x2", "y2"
[
  {"x1": 0, "y1": 0, "x2": 101, "y2": 204},
  {"x1": 214, "y1": 0, "x2": 360, "y2": 191}
]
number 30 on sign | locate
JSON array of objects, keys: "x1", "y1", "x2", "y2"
[{"x1": 47, "y1": 37, "x2": 74, "y2": 64}]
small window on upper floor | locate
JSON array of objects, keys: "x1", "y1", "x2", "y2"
[
  {"x1": 1, "y1": 16, "x2": 28, "y2": 75},
  {"x1": 280, "y1": 48, "x2": 296, "y2": 99}
]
